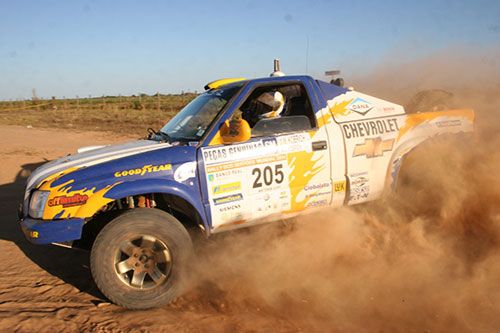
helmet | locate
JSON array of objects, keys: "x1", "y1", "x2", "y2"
[{"x1": 256, "y1": 91, "x2": 285, "y2": 119}]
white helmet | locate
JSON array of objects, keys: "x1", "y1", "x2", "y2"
[{"x1": 257, "y1": 91, "x2": 285, "y2": 119}]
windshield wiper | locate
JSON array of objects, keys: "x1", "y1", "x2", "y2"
[
  {"x1": 157, "y1": 131, "x2": 199, "y2": 144},
  {"x1": 179, "y1": 136, "x2": 199, "y2": 141},
  {"x1": 157, "y1": 131, "x2": 172, "y2": 143}
]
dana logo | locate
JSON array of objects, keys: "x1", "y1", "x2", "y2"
[{"x1": 347, "y1": 97, "x2": 373, "y2": 116}]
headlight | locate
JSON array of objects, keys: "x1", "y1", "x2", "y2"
[{"x1": 29, "y1": 191, "x2": 50, "y2": 219}]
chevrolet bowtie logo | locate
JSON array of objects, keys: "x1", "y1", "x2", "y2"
[{"x1": 353, "y1": 137, "x2": 395, "y2": 158}]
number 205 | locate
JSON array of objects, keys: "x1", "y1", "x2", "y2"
[{"x1": 252, "y1": 164, "x2": 284, "y2": 188}]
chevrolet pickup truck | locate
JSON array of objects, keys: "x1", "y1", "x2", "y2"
[{"x1": 19, "y1": 74, "x2": 474, "y2": 309}]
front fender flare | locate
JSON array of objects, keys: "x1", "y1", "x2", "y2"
[{"x1": 75, "y1": 178, "x2": 208, "y2": 231}]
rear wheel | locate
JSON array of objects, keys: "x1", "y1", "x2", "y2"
[
  {"x1": 405, "y1": 89, "x2": 454, "y2": 114},
  {"x1": 90, "y1": 208, "x2": 192, "y2": 309}
]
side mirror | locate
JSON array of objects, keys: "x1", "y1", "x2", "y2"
[
  {"x1": 220, "y1": 118, "x2": 251, "y2": 144},
  {"x1": 331, "y1": 77, "x2": 344, "y2": 87}
]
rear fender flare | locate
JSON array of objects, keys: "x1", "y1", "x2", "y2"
[
  {"x1": 386, "y1": 118, "x2": 473, "y2": 193},
  {"x1": 384, "y1": 136, "x2": 429, "y2": 193}
]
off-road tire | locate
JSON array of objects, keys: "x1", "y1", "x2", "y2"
[
  {"x1": 90, "y1": 208, "x2": 192, "y2": 309},
  {"x1": 405, "y1": 89, "x2": 454, "y2": 114}
]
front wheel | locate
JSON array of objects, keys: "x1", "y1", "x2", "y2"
[{"x1": 90, "y1": 208, "x2": 193, "y2": 309}]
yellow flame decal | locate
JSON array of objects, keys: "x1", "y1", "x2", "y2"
[
  {"x1": 287, "y1": 151, "x2": 325, "y2": 212},
  {"x1": 317, "y1": 99, "x2": 353, "y2": 128},
  {"x1": 40, "y1": 176, "x2": 121, "y2": 219},
  {"x1": 330, "y1": 99, "x2": 354, "y2": 117},
  {"x1": 35, "y1": 166, "x2": 79, "y2": 189}
]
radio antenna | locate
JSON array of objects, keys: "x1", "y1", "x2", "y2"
[{"x1": 305, "y1": 35, "x2": 309, "y2": 74}]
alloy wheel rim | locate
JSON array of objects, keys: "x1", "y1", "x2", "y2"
[{"x1": 114, "y1": 235, "x2": 172, "y2": 289}]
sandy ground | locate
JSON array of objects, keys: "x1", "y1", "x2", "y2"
[{"x1": 0, "y1": 125, "x2": 299, "y2": 333}]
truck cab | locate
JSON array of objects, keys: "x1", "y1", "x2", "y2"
[{"x1": 200, "y1": 75, "x2": 346, "y2": 232}]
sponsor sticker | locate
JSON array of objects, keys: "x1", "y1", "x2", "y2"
[
  {"x1": 349, "y1": 172, "x2": 370, "y2": 202},
  {"x1": 114, "y1": 163, "x2": 172, "y2": 178},
  {"x1": 350, "y1": 185, "x2": 370, "y2": 200},
  {"x1": 206, "y1": 155, "x2": 286, "y2": 173},
  {"x1": 436, "y1": 119, "x2": 462, "y2": 127},
  {"x1": 347, "y1": 97, "x2": 373, "y2": 116},
  {"x1": 306, "y1": 199, "x2": 328, "y2": 207},
  {"x1": 334, "y1": 181, "x2": 346, "y2": 192},
  {"x1": 207, "y1": 169, "x2": 243, "y2": 183},
  {"x1": 203, "y1": 133, "x2": 308, "y2": 228},
  {"x1": 174, "y1": 162, "x2": 196, "y2": 182},
  {"x1": 213, "y1": 194, "x2": 243, "y2": 205},
  {"x1": 353, "y1": 138, "x2": 395, "y2": 158},
  {"x1": 304, "y1": 182, "x2": 330, "y2": 191},
  {"x1": 48, "y1": 194, "x2": 89, "y2": 208},
  {"x1": 203, "y1": 141, "x2": 273, "y2": 164},
  {"x1": 212, "y1": 181, "x2": 242, "y2": 195},
  {"x1": 218, "y1": 203, "x2": 241, "y2": 213},
  {"x1": 351, "y1": 176, "x2": 369, "y2": 187},
  {"x1": 342, "y1": 118, "x2": 399, "y2": 139},
  {"x1": 306, "y1": 191, "x2": 331, "y2": 199},
  {"x1": 202, "y1": 133, "x2": 310, "y2": 165}
]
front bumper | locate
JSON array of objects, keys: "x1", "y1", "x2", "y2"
[{"x1": 20, "y1": 216, "x2": 84, "y2": 245}]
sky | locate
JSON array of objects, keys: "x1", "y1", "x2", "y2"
[{"x1": 0, "y1": 0, "x2": 499, "y2": 100}]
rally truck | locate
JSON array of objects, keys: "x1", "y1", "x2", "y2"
[{"x1": 19, "y1": 69, "x2": 474, "y2": 309}]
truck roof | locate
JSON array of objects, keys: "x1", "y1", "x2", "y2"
[{"x1": 204, "y1": 75, "x2": 344, "y2": 91}]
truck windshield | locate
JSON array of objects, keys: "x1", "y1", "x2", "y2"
[{"x1": 160, "y1": 83, "x2": 243, "y2": 141}]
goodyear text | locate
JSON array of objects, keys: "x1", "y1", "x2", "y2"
[{"x1": 114, "y1": 164, "x2": 172, "y2": 178}]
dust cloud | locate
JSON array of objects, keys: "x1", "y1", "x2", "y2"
[{"x1": 183, "y1": 47, "x2": 500, "y2": 332}]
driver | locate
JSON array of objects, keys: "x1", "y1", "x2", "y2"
[{"x1": 255, "y1": 91, "x2": 285, "y2": 119}]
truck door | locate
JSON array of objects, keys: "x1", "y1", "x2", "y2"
[
  {"x1": 199, "y1": 79, "x2": 337, "y2": 232},
  {"x1": 316, "y1": 80, "x2": 406, "y2": 204}
]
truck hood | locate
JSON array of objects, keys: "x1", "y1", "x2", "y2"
[{"x1": 26, "y1": 140, "x2": 171, "y2": 192}]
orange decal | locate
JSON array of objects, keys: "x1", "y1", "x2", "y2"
[{"x1": 398, "y1": 109, "x2": 474, "y2": 140}]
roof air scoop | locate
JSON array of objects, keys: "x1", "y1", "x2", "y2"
[{"x1": 270, "y1": 58, "x2": 285, "y2": 77}]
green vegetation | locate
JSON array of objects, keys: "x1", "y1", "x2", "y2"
[{"x1": 0, "y1": 93, "x2": 197, "y2": 136}]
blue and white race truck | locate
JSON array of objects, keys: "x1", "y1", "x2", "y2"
[{"x1": 19, "y1": 70, "x2": 474, "y2": 309}]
